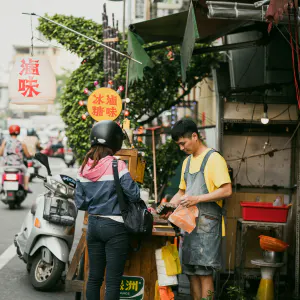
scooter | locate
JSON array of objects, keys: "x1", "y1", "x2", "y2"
[
  {"x1": 1, "y1": 166, "x2": 27, "y2": 209},
  {"x1": 14, "y1": 152, "x2": 77, "y2": 291},
  {"x1": 64, "y1": 148, "x2": 76, "y2": 168},
  {"x1": 27, "y1": 158, "x2": 41, "y2": 182}
]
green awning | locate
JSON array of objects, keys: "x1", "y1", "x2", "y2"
[{"x1": 127, "y1": 1, "x2": 244, "y2": 83}]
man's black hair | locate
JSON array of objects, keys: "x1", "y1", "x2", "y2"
[{"x1": 171, "y1": 118, "x2": 200, "y2": 141}]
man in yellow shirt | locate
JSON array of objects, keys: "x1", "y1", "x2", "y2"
[{"x1": 169, "y1": 119, "x2": 232, "y2": 300}]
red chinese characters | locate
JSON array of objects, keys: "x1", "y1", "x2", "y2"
[
  {"x1": 106, "y1": 107, "x2": 117, "y2": 118},
  {"x1": 106, "y1": 95, "x2": 117, "y2": 106},
  {"x1": 18, "y1": 58, "x2": 40, "y2": 97},
  {"x1": 18, "y1": 76, "x2": 40, "y2": 97},
  {"x1": 91, "y1": 106, "x2": 105, "y2": 117},
  {"x1": 92, "y1": 93, "x2": 105, "y2": 105},
  {"x1": 87, "y1": 87, "x2": 122, "y2": 121}
]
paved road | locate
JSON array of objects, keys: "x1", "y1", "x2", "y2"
[{"x1": 0, "y1": 158, "x2": 84, "y2": 300}]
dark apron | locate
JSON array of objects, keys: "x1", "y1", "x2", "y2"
[{"x1": 182, "y1": 149, "x2": 222, "y2": 269}]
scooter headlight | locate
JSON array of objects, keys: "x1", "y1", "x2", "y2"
[{"x1": 50, "y1": 179, "x2": 67, "y2": 195}]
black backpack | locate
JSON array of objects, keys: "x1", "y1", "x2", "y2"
[{"x1": 112, "y1": 159, "x2": 153, "y2": 235}]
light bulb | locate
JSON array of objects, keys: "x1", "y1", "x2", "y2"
[
  {"x1": 261, "y1": 104, "x2": 269, "y2": 125},
  {"x1": 261, "y1": 112, "x2": 269, "y2": 124}
]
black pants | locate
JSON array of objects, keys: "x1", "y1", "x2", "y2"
[{"x1": 86, "y1": 216, "x2": 129, "y2": 300}]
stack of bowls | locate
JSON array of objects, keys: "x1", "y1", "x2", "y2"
[{"x1": 262, "y1": 250, "x2": 283, "y2": 263}]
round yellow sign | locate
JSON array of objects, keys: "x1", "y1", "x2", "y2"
[{"x1": 87, "y1": 87, "x2": 122, "y2": 121}]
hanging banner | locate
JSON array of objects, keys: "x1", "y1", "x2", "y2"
[
  {"x1": 87, "y1": 87, "x2": 122, "y2": 121},
  {"x1": 8, "y1": 56, "x2": 56, "y2": 105},
  {"x1": 120, "y1": 276, "x2": 144, "y2": 300}
]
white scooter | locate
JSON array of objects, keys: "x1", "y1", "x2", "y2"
[{"x1": 14, "y1": 153, "x2": 77, "y2": 291}]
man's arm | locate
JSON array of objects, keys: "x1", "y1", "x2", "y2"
[{"x1": 180, "y1": 183, "x2": 232, "y2": 208}]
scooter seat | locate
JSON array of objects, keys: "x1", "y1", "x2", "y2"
[{"x1": 4, "y1": 167, "x2": 22, "y2": 173}]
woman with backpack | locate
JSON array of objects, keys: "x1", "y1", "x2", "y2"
[{"x1": 75, "y1": 120, "x2": 141, "y2": 300}]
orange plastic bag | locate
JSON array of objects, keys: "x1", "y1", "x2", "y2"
[
  {"x1": 155, "y1": 280, "x2": 175, "y2": 300},
  {"x1": 168, "y1": 205, "x2": 199, "y2": 233},
  {"x1": 259, "y1": 235, "x2": 289, "y2": 252}
]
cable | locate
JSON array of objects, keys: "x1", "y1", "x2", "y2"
[
  {"x1": 245, "y1": 159, "x2": 255, "y2": 186},
  {"x1": 30, "y1": 15, "x2": 34, "y2": 56},
  {"x1": 269, "y1": 105, "x2": 291, "y2": 120},
  {"x1": 233, "y1": 104, "x2": 256, "y2": 180},
  {"x1": 236, "y1": 48, "x2": 258, "y2": 88},
  {"x1": 226, "y1": 146, "x2": 294, "y2": 162},
  {"x1": 34, "y1": 36, "x2": 65, "y2": 50},
  {"x1": 283, "y1": 121, "x2": 300, "y2": 148}
]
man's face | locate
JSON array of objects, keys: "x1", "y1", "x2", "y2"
[{"x1": 175, "y1": 133, "x2": 198, "y2": 154}]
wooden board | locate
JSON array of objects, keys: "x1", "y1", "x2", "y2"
[{"x1": 100, "y1": 234, "x2": 175, "y2": 299}]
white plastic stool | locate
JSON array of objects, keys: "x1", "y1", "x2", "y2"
[{"x1": 251, "y1": 259, "x2": 284, "y2": 300}]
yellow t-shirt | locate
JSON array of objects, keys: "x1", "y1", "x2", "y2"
[{"x1": 179, "y1": 148, "x2": 231, "y2": 236}]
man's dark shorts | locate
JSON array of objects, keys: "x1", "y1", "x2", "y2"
[{"x1": 183, "y1": 264, "x2": 214, "y2": 276}]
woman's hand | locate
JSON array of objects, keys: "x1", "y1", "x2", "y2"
[{"x1": 160, "y1": 203, "x2": 177, "y2": 219}]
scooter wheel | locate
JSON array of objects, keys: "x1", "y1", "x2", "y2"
[{"x1": 30, "y1": 251, "x2": 65, "y2": 291}]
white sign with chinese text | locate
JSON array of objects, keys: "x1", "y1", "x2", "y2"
[{"x1": 8, "y1": 56, "x2": 56, "y2": 105}]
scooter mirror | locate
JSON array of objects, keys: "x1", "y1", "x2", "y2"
[{"x1": 35, "y1": 153, "x2": 52, "y2": 176}]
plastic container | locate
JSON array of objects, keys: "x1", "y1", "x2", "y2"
[
  {"x1": 240, "y1": 202, "x2": 289, "y2": 223},
  {"x1": 259, "y1": 235, "x2": 289, "y2": 252}
]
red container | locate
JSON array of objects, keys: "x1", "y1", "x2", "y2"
[{"x1": 240, "y1": 202, "x2": 289, "y2": 223}]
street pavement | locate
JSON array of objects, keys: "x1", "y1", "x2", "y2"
[{"x1": 0, "y1": 157, "x2": 84, "y2": 300}]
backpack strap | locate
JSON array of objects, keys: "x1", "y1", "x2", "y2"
[{"x1": 112, "y1": 159, "x2": 128, "y2": 213}]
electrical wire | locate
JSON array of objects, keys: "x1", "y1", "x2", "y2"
[
  {"x1": 269, "y1": 105, "x2": 292, "y2": 120},
  {"x1": 233, "y1": 104, "x2": 256, "y2": 180},
  {"x1": 30, "y1": 15, "x2": 34, "y2": 56},
  {"x1": 236, "y1": 48, "x2": 258, "y2": 88},
  {"x1": 34, "y1": 36, "x2": 65, "y2": 50},
  {"x1": 283, "y1": 121, "x2": 300, "y2": 148},
  {"x1": 245, "y1": 159, "x2": 255, "y2": 186}
]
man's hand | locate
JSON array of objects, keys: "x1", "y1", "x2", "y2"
[{"x1": 180, "y1": 195, "x2": 199, "y2": 208}]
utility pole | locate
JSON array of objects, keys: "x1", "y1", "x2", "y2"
[
  {"x1": 145, "y1": 0, "x2": 151, "y2": 20},
  {"x1": 122, "y1": 0, "x2": 126, "y2": 40}
]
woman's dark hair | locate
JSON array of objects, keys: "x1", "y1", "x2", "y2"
[
  {"x1": 171, "y1": 118, "x2": 200, "y2": 141},
  {"x1": 81, "y1": 144, "x2": 114, "y2": 173}
]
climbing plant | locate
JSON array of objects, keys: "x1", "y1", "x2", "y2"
[{"x1": 38, "y1": 14, "x2": 219, "y2": 195}]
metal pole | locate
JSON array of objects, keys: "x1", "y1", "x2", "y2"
[
  {"x1": 212, "y1": 67, "x2": 223, "y2": 152},
  {"x1": 152, "y1": 129, "x2": 158, "y2": 203},
  {"x1": 22, "y1": 12, "x2": 142, "y2": 64},
  {"x1": 294, "y1": 128, "x2": 300, "y2": 299},
  {"x1": 122, "y1": 0, "x2": 126, "y2": 41}
]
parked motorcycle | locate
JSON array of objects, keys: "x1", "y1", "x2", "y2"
[
  {"x1": 14, "y1": 152, "x2": 77, "y2": 291},
  {"x1": 1, "y1": 166, "x2": 27, "y2": 209},
  {"x1": 64, "y1": 148, "x2": 76, "y2": 168}
]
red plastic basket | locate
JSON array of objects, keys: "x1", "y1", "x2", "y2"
[{"x1": 240, "y1": 202, "x2": 289, "y2": 223}]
